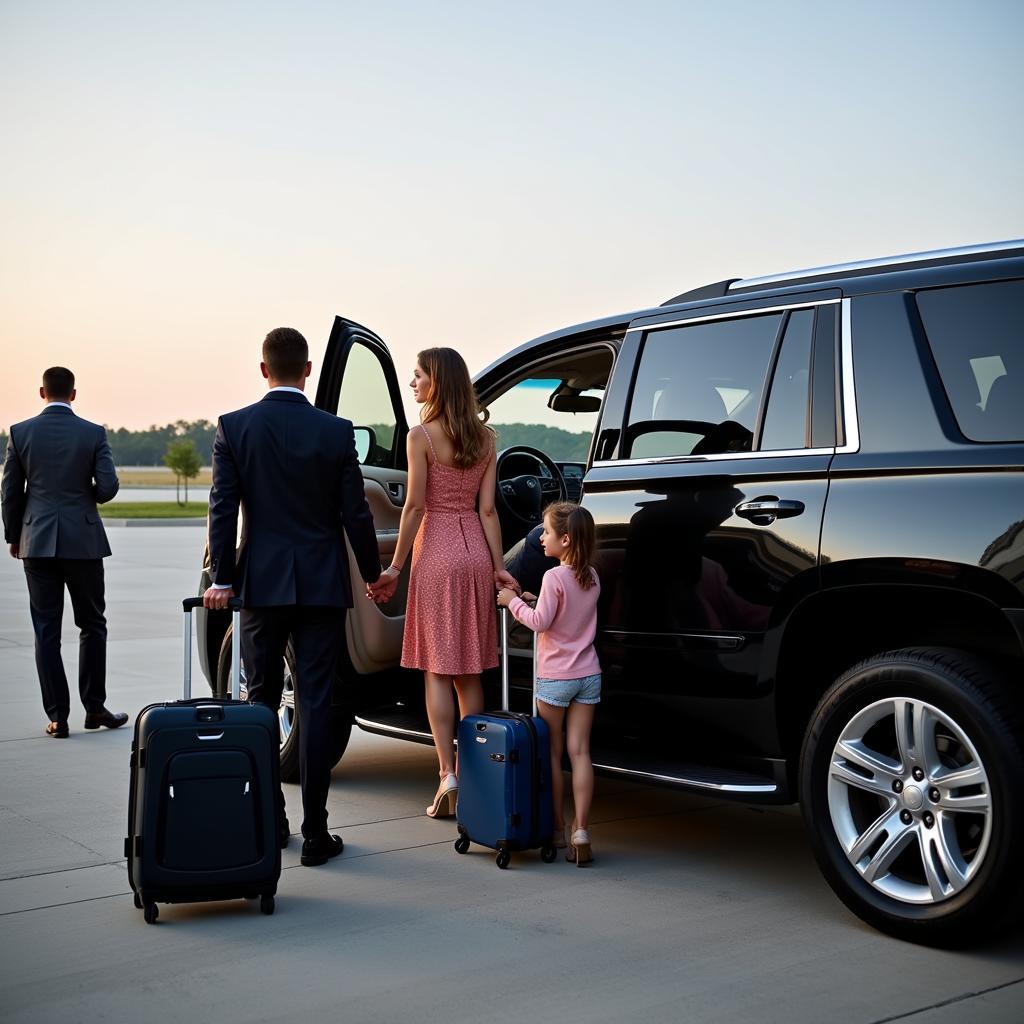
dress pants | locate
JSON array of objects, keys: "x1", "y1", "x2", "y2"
[
  {"x1": 22, "y1": 558, "x2": 107, "y2": 724},
  {"x1": 240, "y1": 605, "x2": 346, "y2": 839}
]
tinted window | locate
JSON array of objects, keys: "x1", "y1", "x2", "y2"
[
  {"x1": 917, "y1": 280, "x2": 1024, "y2": 442},
  {"x1": 624, "y1": 313, "x2": 783, "y2": 459},
  {"x1": 760, "y1": 308, "x2": 814, "y2": 451}
]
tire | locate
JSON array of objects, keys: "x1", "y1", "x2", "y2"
[
  {"x1": 260, "y1": 894, "x2": 275, "y2": 916},
  {"x1": 133, "y1": 891, "x2": 143, "y2": 910},
  {"x1": 454, "y1": 836, "x2": 470, "y2": 855},
  {"x1": 541, "y1": 845, "x2": 557, "y2": 863},
  {"x1": 496, "y1": 850, "x2": 511, "y2": 870},
  {"x1": 143, "y1": 903, "x2": 158, "y2": 925},
  {"x1": 217, "y1": 627, "x2": 353, "y2": 784},
  {"x1": 799, "y1": 647, "x2": 1024, "y2": 946}
]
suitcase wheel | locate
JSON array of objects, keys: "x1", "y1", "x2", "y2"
[
  {"x1": 133, "y1": 892, "x2": 143, "y2": 910},
  {"x1": 495, "y1": 850, "x2": 511, "y2": 870},
  {"x1": 541, "y1": 845, "x2": 557, "y2": 863},
  {"x1": 143, "y1": 902, "x2": 159, "y2": 925},
  {"x1": 454, "y1": 836, "x2": 470, "y2": 855},
  {"x1": 260, "y1": 894, "x2": 275, "y2": 916}
]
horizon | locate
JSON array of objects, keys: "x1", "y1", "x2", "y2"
[{"x1": 2, "y1": 2, "x2": 1022, "y2": 431}]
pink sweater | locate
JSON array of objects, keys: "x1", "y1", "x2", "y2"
[{"x1": 508, "y1": 565, "x2": 601, "y2": 680}]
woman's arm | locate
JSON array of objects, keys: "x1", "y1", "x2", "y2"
[
  {"x1": 391, "y1": 429, "x2": 428, "y2": 569},
  {"x1": 478, "y1": 446, "x2": 516, "y2": 588},
  {"x1": 369, "y1": 430, "x2": 427, "y2": 602}
]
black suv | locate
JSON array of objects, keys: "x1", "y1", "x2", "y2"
[{"x1": 197, "y1": 240, "x2": 1024, "y2": 945}]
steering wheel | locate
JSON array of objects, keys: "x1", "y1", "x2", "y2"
[{"x1": 495, "y1": 446, "x2": 568, "y2": 527}]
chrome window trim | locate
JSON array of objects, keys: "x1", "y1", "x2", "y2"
[
  {"x1": 593, "y1": 762, "x2": 778, "y2": 793},
  {"x1": 623, "y1": 296, "x2": 840, "y2": 334},
  {"x1": 836, "y1": 297, "x2": 860, "y2": 454},
  {"x1": 599, "y1": 295, "x2": 861, "y2": 468},
  {"x1": 728, "y1": 239, "x2": 1024, "y2": 292}
]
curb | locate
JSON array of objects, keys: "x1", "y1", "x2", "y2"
[{"x1": 102, "y1": 518, "x2": 206, "y2": 528}]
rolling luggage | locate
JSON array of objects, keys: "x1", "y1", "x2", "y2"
[
  {"x1": 454, "y1": 607, "x2": 556, "y2": 869},
  {"x1": 125, "y1": 597, "x2": 281, "y2": 923}
]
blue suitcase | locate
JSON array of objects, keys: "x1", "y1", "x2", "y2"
[
  {"x1": 454, "y1": 609, "x2": 556, "y2": 869},
  {"x1": 125, "y1": 598, "x2": 281, "y2": 923}
]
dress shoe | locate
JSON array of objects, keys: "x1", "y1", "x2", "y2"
[
  {"x1": 300, "y1": 832, "x2": 344, "y2": 867},
  {"x1": 45, "y1": 721, "x2": 69, "y2": 738},
  {"x1": 84, "y1": 709, "x2": 129, "y2": 730}
]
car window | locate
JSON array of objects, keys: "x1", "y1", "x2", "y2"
[
  {"x1": 336, "y1": 341, "x2": 398, "y2": 466},
  {"x1": 916, "y1": 280, "x2": 1024, "y2": 443},
  {"x1": 624, "y1": 313, "x2": 783, "y2": 459},
  {"x1": 759, "y1": 308, "x2": 814, "y2": 451},
  {"x1": 485, "y1": 377, "x2": 603, "y2": 462}
]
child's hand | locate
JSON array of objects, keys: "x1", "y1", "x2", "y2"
[
  {"x1": 496, "y1": 587, "x2": 517, "y2": 608},
  {"x1": 521, "y1": 591, "x2": 537, "y2": 604}
]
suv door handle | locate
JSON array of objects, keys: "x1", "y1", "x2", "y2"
[
  {"x1": 735, "y1": 498, "x2": 805, "y2": 523},
  {"x1": 386, "y1": 482, "x2": 405, "y2": 504}
]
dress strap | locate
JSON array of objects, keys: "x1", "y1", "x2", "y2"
[{"x1": 419, "y1": 423, "x2": 439, "y2": 465}]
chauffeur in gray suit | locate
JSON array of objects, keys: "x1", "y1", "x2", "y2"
[{"x1": 1, "y1": 367, "x2": 128, "y2": 738}]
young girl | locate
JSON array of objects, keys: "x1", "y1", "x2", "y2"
[{"x1": 497, "y1": 502, "x2": 601, "y2": 866}]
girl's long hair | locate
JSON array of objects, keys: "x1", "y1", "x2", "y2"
[
  {"x1": 417, "y1": 347, "x2": 493, "y2": 468},
  {"x1": 545, "y1": 501, "x2": 596, "y2": 590}
]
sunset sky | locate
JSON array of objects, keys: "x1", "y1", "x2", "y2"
[{"x1": 2, "y1": 1, "x2": 1022, "y2": 431}]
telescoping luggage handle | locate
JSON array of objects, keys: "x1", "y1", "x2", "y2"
[
  {"x1": 182, "y1": 596, "x2": 243, "y2": 701},
  {"x1": 500, "y1": 606, "x2": 538, "y2": 716}
]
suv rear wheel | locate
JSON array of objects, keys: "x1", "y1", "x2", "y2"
[
  {"x1": 217, "y1": 628, "x2": 353, "y2": 783},
  {"x1": 799, "y1": 647, "x2": 1023, "y2": 946}
]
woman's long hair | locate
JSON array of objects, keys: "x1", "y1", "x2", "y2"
[
  {"x1": 545, "y1": 501, "x2": 597, "y2": 590},
  {"x1": 417, "y1": 347, "x2": 493, "y2": 468}
]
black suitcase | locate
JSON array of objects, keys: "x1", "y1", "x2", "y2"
[
  {"x1": 125, "y1": 597, "x2": 281, "y2": 923},
  {"x1": 454, "y1": 608, "x2": 556, "y2": 868}
]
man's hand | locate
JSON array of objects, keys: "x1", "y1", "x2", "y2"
[
  {"x1": 8, "y1": 543, "x2": 18, "y2": 559},
  {"x1": 203, "y1": 586, "x2": 235, "y2": 610},
  {"x1": 366, "y1": 572, "x2": 398, "y2": 605}
]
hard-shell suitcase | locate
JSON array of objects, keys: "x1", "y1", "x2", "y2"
[
  {"x1": 125, "y1": 597, "x2": 281, "y2": 923},
  {"x1": 454, "y1": 608, "x2": 556, "y2": 868}
]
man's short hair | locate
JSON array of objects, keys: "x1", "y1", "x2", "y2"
[
  {"x1": 42, "y1": 366, "x2": 75, "y2": 400},
  {"x1": 262, "y1": 328, "x2": 309, "y2": 381}
]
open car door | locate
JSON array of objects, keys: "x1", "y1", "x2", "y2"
[{"x1": 316, "y1": 316, "x2": 408, "y2": 674}]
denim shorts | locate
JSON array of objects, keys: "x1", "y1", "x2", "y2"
[{"x1": 536, "y1": 673, "x2": 602, "y2": 708}]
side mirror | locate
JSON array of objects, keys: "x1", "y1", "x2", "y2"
[
  {"x1": 353, "y1": 426, "x2": 377, "y2": 465},
  {"x1": 549, "y1": 394, "x2": 601, "y2": 413}
]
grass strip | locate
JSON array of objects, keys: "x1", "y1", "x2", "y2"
[{"x1": 99, "y1": 502, "x2": 207, "y2": 519}]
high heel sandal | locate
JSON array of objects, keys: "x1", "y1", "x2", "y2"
[
  {"x1": 426, "y1": 773, "x2": 459, "y2": 818},
  {"x1": 567, "y1": 827, "x2": 593, "y2": 866}
]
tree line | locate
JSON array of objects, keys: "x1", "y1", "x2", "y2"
[{"x1": 2, "y1": 420, "x2": 592, "y2": 467}]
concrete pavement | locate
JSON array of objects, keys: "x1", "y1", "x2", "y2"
[{"x1": 0, "y1": 527, "x2": 1021, "y2": 1023}]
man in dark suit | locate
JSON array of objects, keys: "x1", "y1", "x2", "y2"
[
  {"x1": 203, "y1": 327, "x2": 386, "y2": 867},
  {"x1": 2, "y1": 366, "x2": 127, "y2": 738}
]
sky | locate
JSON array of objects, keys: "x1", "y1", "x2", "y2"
[{"x1": 1, "y1": 0, "x2": 1022, "y2": 431}]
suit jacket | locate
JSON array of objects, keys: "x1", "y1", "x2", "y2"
[
  {"x1": 1, "y1": 405, "x2": 119, "y2": 559},
  {"x1": 207, "y1": 390, "x2": 381, "y2": 608}
]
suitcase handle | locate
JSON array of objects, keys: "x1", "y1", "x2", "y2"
[
  {"x1": 500, "y1": 606, "x2": 538, "y2": 716},
  {"x1": 183, "y1": 596, "x2": 242, "y2": 701}
]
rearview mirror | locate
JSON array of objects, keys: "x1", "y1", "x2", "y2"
[{"x1": 549, "y1": 394, "x2": 601, "y2": 413}]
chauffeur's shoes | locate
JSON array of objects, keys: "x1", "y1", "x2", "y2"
[{"x1": 84, "y1": 708, "x2": 129, "y2": 730}]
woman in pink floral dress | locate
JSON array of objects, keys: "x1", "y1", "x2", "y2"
[{"x1": 369, "y1": 348, "x2": 518, "y2": 817}]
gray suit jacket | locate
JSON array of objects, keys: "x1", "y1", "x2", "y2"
[{"x1": 1, "y1": 405, "x2": 119, "y2": 559}]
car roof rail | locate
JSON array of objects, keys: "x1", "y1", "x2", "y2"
[
  {"x1": 661, "y1": 279, "x2": 742, "y2": 306},
  {"x1": 727, "y1": 239, "x2": 1024, "y2": 293}
]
